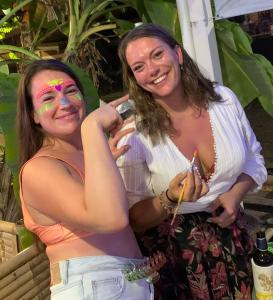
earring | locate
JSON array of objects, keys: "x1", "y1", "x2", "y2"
[{"x1": 180, "y1": 64, "x2": 184, "y2": 72}]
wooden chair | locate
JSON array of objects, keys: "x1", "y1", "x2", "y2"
[{"x1": 0, "y1": 221, "x2": 50, "y2": 300}]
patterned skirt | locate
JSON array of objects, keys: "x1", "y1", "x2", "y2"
[{"x1": 136, "y1": 209, "x2": 254, "y2": 300}]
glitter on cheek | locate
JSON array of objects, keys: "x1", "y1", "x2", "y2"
[
  {"x1": 74, "y1": 92, "x2": 83, "y2": 101},
  {"x1": 36, "y1": 103, "x2": 55, "y2": 115}
]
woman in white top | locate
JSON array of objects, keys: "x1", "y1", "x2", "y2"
[{"x1": 116, "y1": 23, "x2": 267, "y2": 299}]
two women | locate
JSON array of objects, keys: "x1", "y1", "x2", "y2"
[{"x1": 117, "y1": 23, "x2": 267, "y2": 299}]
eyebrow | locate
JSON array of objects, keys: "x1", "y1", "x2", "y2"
[
  {"x1": 34, "y1": 79, "x2": 77, "y2": 99},
  {"x1": 130, "y1": 46, "x2": 163, "y2": 68}
]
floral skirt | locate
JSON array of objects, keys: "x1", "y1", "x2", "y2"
[{"x1": 136, "y1": 209, "x2": 254, "y2": 300}]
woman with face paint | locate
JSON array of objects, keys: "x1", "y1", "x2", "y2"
[
  {"x1": 17, "y1": 60, "x2": 155, "y2": 299},
  {"x1": 115, "y1": 24, "x2": 267, "y2": 299}
]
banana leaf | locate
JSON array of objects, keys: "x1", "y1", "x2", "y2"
[
  {"x1": 0, "y1": 73, "x2": 20, "y2": 176},
  {"x1": 216, "y1": 20, "x2": 273, "y2": 116},
  {"x1": 134, "y1": 0, "x2": 181, "y2": 43}
]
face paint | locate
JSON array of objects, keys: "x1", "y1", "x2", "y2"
[
  {"x1": 60, "y1": 97, "x2": 70, "y2": 106},
  {"x1": 35, "y1": 79, "x2": 76, "y2": 100},
  {"x1": 36, "y1": 103, "x2": 55, "y2": 115},
  {"x1": 48, "y1": 79, "x2": 64, "y2": 91},
  {"x1": 73, "y1": 92, "x2": 83, "y2": 101}
]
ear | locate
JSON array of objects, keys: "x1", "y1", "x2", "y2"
[
  {"x1": 175, "y1": 45, "x2": 183, "y2": 65},
  {"x1": 32, "y1": 110, "x2": 40, "y2": 124}
]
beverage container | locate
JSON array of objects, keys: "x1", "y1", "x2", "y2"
[
  {"x1": 252, "y1": 231, "x2": 273, "y2": 300},
  {"x1": 116, "y1": 99, "x2": 135, "y2": 120}
]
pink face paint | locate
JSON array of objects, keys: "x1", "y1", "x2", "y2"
[{"x1": 35, "y1": 79, "x2": 77, "y2": 100}]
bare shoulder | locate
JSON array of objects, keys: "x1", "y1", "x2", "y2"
[
  {"x1": 21, "y1": 156, "x2": 73, "y2": 205},
  {"x1": 22, "y1": 156, "x2": 69, "y2": 182}
]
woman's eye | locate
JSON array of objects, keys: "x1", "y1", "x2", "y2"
[
  {"x1": 66, "y1": 87, "x2": 78, "y2": 94},
  {"x1": 153, "y1": 50, "x2": 163, "y2": 59},
  {"x1": 42, "y1": 95, "x2": 54, "y2": 102},
  {"x1": 132, "y1": 65, "x2": 143, "y2": 72}
]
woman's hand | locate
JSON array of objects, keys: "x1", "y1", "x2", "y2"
[
  {"x1": 167, "y1": 167, "x2": 209, "y2": 202},
  {"x1": 82, "y1": 95, "x2": 129, "y2": 132},
  {"x1": 109, "y1": 126, "x2": 135, "y2": 160},
  {"x1": 207, "y1": 173, "x2": 256, "y2": 228},
  {"x1": 207, "y1": 173, "x2": 256, "y2": 227},
  {"x1": 207, "y1": 190, "x2": 241, "y2": 228}
]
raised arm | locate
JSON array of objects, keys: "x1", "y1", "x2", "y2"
[{"x1": 21, "y1": 99, "x2": 130, "y2": 233}]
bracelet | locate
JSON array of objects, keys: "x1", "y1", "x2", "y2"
[
  {"x1": 158, "y1": 190, "x2": 177, "y2": 214},
  {"x1": 166, "y1": 189, "x2": 177, "y2": 203}
]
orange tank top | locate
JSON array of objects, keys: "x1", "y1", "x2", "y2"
[{"x1": 19, "y1": 148, "x2": 92, "y2": 247}]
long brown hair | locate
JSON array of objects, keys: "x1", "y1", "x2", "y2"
[
  {"x1": 16, "y1": 59, "x2": 84, "y2": 167},
  {"x1": 118, "y1": 23, "x2": 221, "y2": 144}
]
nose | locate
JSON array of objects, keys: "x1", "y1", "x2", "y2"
[
  {"x1": 148, "y1": 61, "x2": 160, "y2": 77},
  {"x1": 59, "y1": 96, "x2": 71, "y2": 107}
]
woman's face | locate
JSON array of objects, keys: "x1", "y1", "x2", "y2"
[
  {"x1": 31, "y1": 70, "x2": 86, "y2": 138},
  {"x1": 125, "y1": 37, "x2": 183, "y2": 99}
]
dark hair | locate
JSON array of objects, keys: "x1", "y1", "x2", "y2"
[
  {"x1": 118, "y1": 23, "x2": 221, "y2": 144},
  {"x1": 16, "y1": 59, "x2": 84, "y2": 166}
]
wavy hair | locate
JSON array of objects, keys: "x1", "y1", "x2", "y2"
[
  {"x1": 16, "y1": 59, "x2": 84, "y2": 167},
  {"x1": 118, "y1": 23, "x2": 221, "y2": 144}
]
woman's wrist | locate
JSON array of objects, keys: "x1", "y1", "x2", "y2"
[{"x1": 158, "y1": 190, "x2": 177, "y2": 214}]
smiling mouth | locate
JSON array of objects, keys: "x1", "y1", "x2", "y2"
[
  {"x1": 152, "y1": 74, "x2": 167, "y2": 85},
  {"x1": 57, "y1": 111, "x2": 78, "y2": 119}
]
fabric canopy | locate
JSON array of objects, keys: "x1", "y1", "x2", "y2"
[{"x1": 214, "y1": 0, "x2": 273, "y2": 19}]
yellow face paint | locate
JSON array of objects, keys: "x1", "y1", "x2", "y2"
[
  {"x1": 48, "y1": 79, "x2": 64, "y2": 89},
  {"x1": 74, "y1": 92, "x2": 83, "y2": 101},
  {"x1": 36, "y1": 103, "x2": 55, "y2": 115}
]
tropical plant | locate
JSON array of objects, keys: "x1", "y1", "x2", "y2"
[
  {"x1": 0, "y1": 0, "x2": 135, "y2": 85},
  {"x1": 215, "y1": 19, "x2": 273, "y2": 116},
  {"x1": 130, "y1": 0, "x2": 181, "y2": 43}
]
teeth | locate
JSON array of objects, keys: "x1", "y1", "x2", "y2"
[{"x1": 153, "y1": 75, "x2": 166, "y2": 84}]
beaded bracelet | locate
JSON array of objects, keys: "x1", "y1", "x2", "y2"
[{"x1": 158, "y1": 189, "x2": 177, "y2": 214}]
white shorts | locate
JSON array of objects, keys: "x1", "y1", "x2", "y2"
[{"x1": 50, "y1": 255, "x2": 154, "y2": 300}]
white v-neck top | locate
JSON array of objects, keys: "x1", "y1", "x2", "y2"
[{"x1": 117, "y1": 85, "x2": 267, "y2": 214}]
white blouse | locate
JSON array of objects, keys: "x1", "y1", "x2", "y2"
[{"x1": 117, "y1": 85, "x2": 267, "y2": 214}]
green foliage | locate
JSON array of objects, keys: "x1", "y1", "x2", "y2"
[
  {"x1": 132, "y1": 0, "x2": 181, "y2": 43},
  {"x1": 17, "y1": 226, "x2": 34, "y2": 249},
  {"x1": 0, "y1": 72, "x2": 20, "y2": 176},
  {"x1": 0, "y1": 0, "x2": 15, "y2": 10},
  {"x1": 215, "y1": 20, "x2": 273, "y2": 116}
]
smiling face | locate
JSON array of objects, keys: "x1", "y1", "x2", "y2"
[
  {"x1": 31, "y1": 70, "x2": 85, "y2": 139},
  {"x1": 125, "y1": 37, "x2": 183, "y2": 100}
]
